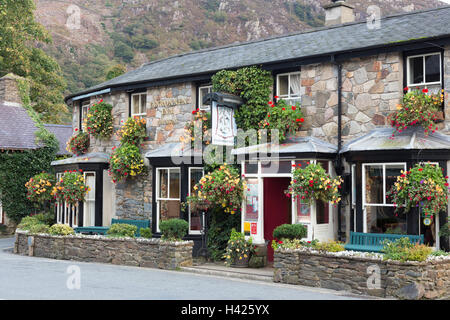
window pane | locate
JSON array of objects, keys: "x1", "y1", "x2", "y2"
[
  {"x1": 316, "y1": 200, "x2": 329, "y2": 224},
  {"x1": 159, "y1": 200, "x2": 180, "y2": 222},
  {"x1": 385, "y1": 165, "x2": 404, "y2": 204},
  {"x1": 366, "y1": 206, "x2": 406, "y2": 234},
  {"x1": 245, "y1": 162, "x2": 258, "y2": 174},
  {"x1": 425, "y1": 54, "x2": 440, "y2": 83},
  {"x1": 278, "y1": 75, "x2": 289, "y2": 96},
  {"x1": 261, "y1": 161, "x2": 291, "y2": 174},
  {"x1": 365, "y1": 165, "x2": 383, "y2": 204},
  {"x1": 318, "y1": 160, "x2": 329, "y2": 173},
  {"x1": 169, "y1": 170, "x2": 180, "y2": 199},
  {"x1": 409, "y1": 56, "x2": 424, "y2": 84},
  {"x1": 140, "y1": 94, "x2": 147, "y2": 114},
  {"x1": 189, "y1": 168, "x2": 204, "y2": 231},
  {"x1": 296, "y1": 197, "x2": 311, "y2": 223},
  {"x1": 133, "y1": 95, "x2": 140, "y2": 115},
  {"x1": 159, "y1": 169, "x2": 168, "y2": 198},
  {"x1": 245, "y1": 179, "x2": 259, "y2": 221},
  {"x1": 289, "y1": 73, "x2": 301, "y2": 97}
]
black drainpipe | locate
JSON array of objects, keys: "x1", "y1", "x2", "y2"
[{"x1": 332, "y1": 55, "x2": 344, "y2": 241}]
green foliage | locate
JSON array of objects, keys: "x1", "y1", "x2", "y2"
[
  {"x1": 430, "y1": 250, "x2": 449, "y2": 257},
  {"x1": 212, "y1": 11, "x2": 227, "y2": 23},
  {"x1": 117, "y1": 117, "x2": 147, "y2": 146},
  {"x1": 224, "y1": 228, "x2": 254, "y2": 266},
  {"x1": 291, "y1": 2, "x2": 324, "y2": 27},
  {"x1": 159, "y1": 218, "x2": 189, "y2": 241},
  {"x1": 109, "y1": 143, "x2": 146, "y2": 183},
  {"x1": 114, "y1": 41, "x2": 134, "y2": 63},
  {"x1": 273, "y1": 224, "x2": 307, "y2": 240},
  {"x1": 312, "y1": 240, "x2": 345, "y2": 253},
  {"x1": 0, "y1": 0, "x2": 68, "y2": 123},
  {"x1": 382, "y1": 237, "x2": 433, "y2": 262},
  {"x1": 207, "y1": 207, "x2": 241, "y2": 261},
  {"x1": 106, "y1": 64, "x2": 127, "y2": 80},
  {"x1": 107, "y1": 223, "x2": 138, "y2": 238},
  {"x1": 439, "y1": 218, "x2": 450, "y2": 237},
  {"x1": 189, "y1": 40, "x2": 213, "y2": 51},
  {"x1": 53, "y1": 171, "x2": 90, "y2": 205},
  {"x1": 212, "y1": 66, "x2": 273, "y2": 131},
  {"x1": 17, "y1": 216, "x2": 41, "y2": 230},
  {"x1": 385, "y1": 227, "x2": 407, "y2": 235},
  {"x1": 33, "y1": 212, "x2": 55, "y2": 226},
  {"x1": 48, "y1": 224, "x2": 75, "y2": 236},
  {"x1": 67, "y1": 131, "x2": 90, "y2": 156},
  {"x1": 25, "y1": 172, "x2": 55, "y2": 204},
  {"x1": 29, "y1": 223, "x2": 50, "y2": 234},
  {"x1": 131, "y1": 35, "x2": 159, "y2": 50},
  {"x1": 140, "y1": 227, "x2": 152, "y2": 239}
]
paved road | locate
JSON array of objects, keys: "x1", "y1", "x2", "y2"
[{"x1": 0, "y1": 237, "x2": 367, "y2": 300}]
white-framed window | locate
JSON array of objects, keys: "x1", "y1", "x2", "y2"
[
  {"x1": 83, "y1": 172, "x2": 96, "y2": 227},
  {"x1": 188, "y1": 167, "x2": 204, "y2": 234},
  {"x1": 55, "y1": 172, "x2": 82, "y2": 227},
  {"x1": 362, "y1": 163, "x2": 407, "y2": 234},
  {"x1": 407, "y1": 52, "x2": 442, "y2": 88},
  {"x1": 156, "y1": 168, "x2": 181, "y2": 232},
  {"x1": 81, "y1": 100, "x2": 90, "y2": 132},
  {"x1": 131, "y1": 92, "x2": 147, "y2": 117},
  {"x1": 198, "y1": 85, "x2": 212, "y2": 111},
  {"x1": 276, "y1": 72, "x2": 301, "y2": 103}
]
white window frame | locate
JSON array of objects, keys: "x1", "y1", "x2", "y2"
[
  {"x1": 198, "y1": 85, "x2": 212, "y2": 111},
  {"x1": 156, "y1": 168, "x2": 181, "y2": 233},
  {"x1": 276, "y1": 72, "x2": 301, "y2": 103},
  {"x1": 188, "y1": 167, "x2": 205, "y2": 235},
  {"x1": 83, "y1": 171, "x2": 96, "y2": 228},
  {"x1": 406, "y1": 52, "x2": 442, "y2": 88},
  {"x1": 362, "y1": 163, "x2": 407, "y2": 233},
  {"x1": 131, "y1": 92, "x2": 147, "y2": 117},
  {"x1": 81, "y1": 101, "x2": 90, "y2": 132}
]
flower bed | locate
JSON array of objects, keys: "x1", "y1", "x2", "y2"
[
  {"x1": 273, "y1": 247, "x2": 450, "y2": 300},
  {"x1": 14, "y1": 230, "x2": 193, "y2": 270}
]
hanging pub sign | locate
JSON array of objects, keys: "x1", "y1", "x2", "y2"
[
  {"x1": 423, "y1": 217, "x2": 432, "y2": 226},
  {"x1": 203, "y1": 92, "x2": 243, "y2": 146}
]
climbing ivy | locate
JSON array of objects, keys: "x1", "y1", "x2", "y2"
[{"x1": 0, "y1": 79, "x2": 58, "y2": 223}]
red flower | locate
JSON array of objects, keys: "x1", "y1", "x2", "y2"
[
  {"x1": 292, "y1": 106, "x2": 296, "y2": 110},
  {"x1": 422, "y1": 88, "x2": 429, "y2": 93},
  {"x1": 404, "y1": 87, "x2": 409, "y2": 92},
  {"x1": 418, "y1": 168, "x2": 423, "y2": 171},
  {"x1": 274, "y1": 96, "x2": 279, "y2": 99},
  {"x1": 282, "y1": 107, "x2": 285, "y2": 111}
]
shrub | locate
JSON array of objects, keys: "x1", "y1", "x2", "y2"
[
  {"x1": 273, "y1": 224, "x2": 307, "y2": 240},
  {"x1": 28, "y1": 223, "x2": 50, "y2": 234},
  {"x1": 312, "y1": 240, "x2": 345, "y2": 253},
  {"x1": 48, "y1": 224, "x2": 75, "y2": 236},
  {"x1": 159, "y1": 218, "x2": 188, "y2": 241},
  {"x1": 33, "y1": 212, "x2": 55, "y2": 226},
  {"x1": 382, "y1": 237, "x2": 433, "y2": 262},
  {"x1": 17, "y1": 216, "x2": 41, "y2": 230},
  {"x1": 439, "y1": 218, "x2": 450, "y2": 237},
  {"x1": 106, "y1": 223, "x2": 137, "y2": 238},
  {"x1": 140, "y1": 227, "x2": 152, "y2": 239},
  {"x1": 66, "y1": 131, "x2": 90, "y2": 156}
]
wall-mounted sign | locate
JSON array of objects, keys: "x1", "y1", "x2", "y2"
[
  {"x1": 212, "y1": 101, "x2": 237, "y2": 146},
  {"x1": 251, "y1": 223, "x2": 257, "y2": 235},
  {"x1": 244, "y1": 222, "x2": 251, "y2": 236},
  {"x1": 149, "y1": 97, "x2": 192, "y2": 108},
  {"x1": 423, "y1": 217, "x2": 432, "y2": 226}
]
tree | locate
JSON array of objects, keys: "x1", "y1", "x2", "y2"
[
  {"x1": 106, "y1": 64, "x2": 127, "y2": 80},
  {"x1": 0, "y1": 0, "x2": 68, "y2": 124}
]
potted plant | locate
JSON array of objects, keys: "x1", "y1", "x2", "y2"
[
  {"x1": 390, "y1": 88, "x2": 444, "y2": 137},
  {"x1": 285, "y1": 162, "x2": 343, "y2": 205},
  {"x1": 84, "y1": 99, "x2": 114, "y2": 139},
  {"x1": 224, "y1": 229, "x2": 254, "y2": 268},
  {"x1": 51, "y1": 171, "x2": 90, "y2": 206},
  {"x1": 66, "y1": 130, "x2": 90, "y2": 156}
]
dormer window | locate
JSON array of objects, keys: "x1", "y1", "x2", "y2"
[
  {"x1": 131, "y1": 93, "x2": 147, "y2": 117},
  {"x1": 276, "y1": 72, "x2": 301, "y2": 104},
  {"x1": 407, "y1": 52, "x2": 442, "y2": 89}
]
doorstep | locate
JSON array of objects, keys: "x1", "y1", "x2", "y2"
[{"x1": 181, "y1": 262, "x2": 274, "y2": 283}]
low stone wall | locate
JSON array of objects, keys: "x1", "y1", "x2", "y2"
[
  {"x1": 14, "y1": 230, "x2": 193, "y2": 270},
  {"x1": 273, "y1": 249, "x2": 450, "y2": 300}
]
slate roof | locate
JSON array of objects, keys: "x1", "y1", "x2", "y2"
[
  {"x1": 340, "y1": 127, "x2": 450, "y2": 153},
  {"x1": 51, "y1": 152, "x2": 110, "y2": 166},
  {"x1": 232, "y1": 136, "x2": 338, "y2": 157},
  {"x1": 67, "y1": 6, "x2": 450, "y2": 101},
  {"x1": 145, "y1": 143, "x2": 203, "y2": 159},
  {"x1": 0, "y1": 102, "x2": 40, "y2": 150},
  {"x1": 43, "y1": 124, "x2": 73, "y2": 155}
]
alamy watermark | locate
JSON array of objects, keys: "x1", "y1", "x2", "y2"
[
  {"x1": 66, "y1": 5, "x2": 81, "y2": 30},
  {"x1": 66, "y1": 265, "x2": 81, "y2": 290},
  {"x1": 366, "y1": 264, "x2": 381, "y2": 290}
]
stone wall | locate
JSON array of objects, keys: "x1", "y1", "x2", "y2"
[
  {"x1": 273, "y1": 249, "x2": 450, "y2": 300},
  {"x1": 14, "y1": 231, "x2": 194, "y2": 270}
]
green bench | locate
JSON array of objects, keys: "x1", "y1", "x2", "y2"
[
  {"x1": 74, "y1": 219, "x2": 150, "y2": 237},
  {"x1": 344, "y1": 231, "x2": 424, "y2": 253}
]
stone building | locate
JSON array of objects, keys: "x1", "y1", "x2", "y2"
[{"x1": 57, "y1": 2, "x2": 450, "y2": 257}]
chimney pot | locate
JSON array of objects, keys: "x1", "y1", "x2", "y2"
[{"x1": 0, "y1": 74, "x2": 25, "y2": 107}]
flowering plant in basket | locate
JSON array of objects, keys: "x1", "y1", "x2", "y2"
[
  {"x1": 51, "y1": 171, "x2": 90, "y2": 205},
  {"x1": 84, "y1": 100, "x2": 114, "y2": 139},
  {"x1": 66, "y1": 130, "x2": 89, "y2": 155},
  {"x1": 285, "y1": 163, "x2": 343, "y2": 205}
]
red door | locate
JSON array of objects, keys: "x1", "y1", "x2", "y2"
[{"x1": 263, "y1": 178, "x2": 292, "y2": 262}]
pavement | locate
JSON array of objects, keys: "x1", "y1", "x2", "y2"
[{"x1": 0, "y1": 237, "x2": 371, "y2": 300}]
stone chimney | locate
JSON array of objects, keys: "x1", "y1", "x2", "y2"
[
  {"x1": 323, "y1": 0, "x2": 355, "y2": 26},
  {"x1": 0, "y1": 73, "x2": 25, "y2": 107}
]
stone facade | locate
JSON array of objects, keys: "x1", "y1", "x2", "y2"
[
  {"x1": 14, "y1": 231, "x2": 194, "y2": 270},
  {"x1": 273, "y1": 249, "x2": 450, "y2": 300}
]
